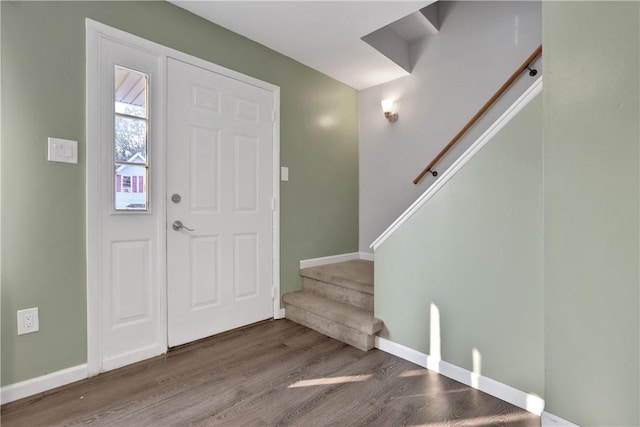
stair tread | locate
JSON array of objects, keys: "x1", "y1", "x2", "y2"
[
  {"x1": 300, "y1": 260, "x2": 373, "y2": 295},
  {"x1": 283, "y1": 290, "x2": 382, "y2": 335}
]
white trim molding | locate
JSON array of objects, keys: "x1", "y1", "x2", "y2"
[
  {"x1": 371, "y1": 76, "x2": 543, "y2": 250},
  {"x1": 299, "y1": 252, "x2": 374, "y2": 269},
  {"x1": 359, "y1": 252, "x2": 375, "y2": 261},
  {"x1": 375, "y1": 336, "x2": 545, "y2": 416},
  {"x1": 0, "y1": 364, "x2": 88, "y2": 405},
  {"x1": 300, "y1": 252, "x2": 360, "y2": 269}
]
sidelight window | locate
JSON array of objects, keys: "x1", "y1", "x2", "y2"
[{"x1": 114, "y1": 66, "x2": 149, "y2": 211}]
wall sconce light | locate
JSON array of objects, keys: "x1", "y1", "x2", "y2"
[{"x1": 381, "y1": 99, "x2": 398, "y2": 122}]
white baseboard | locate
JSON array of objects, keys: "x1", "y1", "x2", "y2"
[
  {"x1": 359, "y1": 252, "x2": 374, "y2": 261},
  {"x1": 1, "y1": 364, "x2": 88, "y2": 405},
  {"x1": 541, "y1": 411, "x2": 580, "y2": 427},
  {"x1": 375, "y1": 336, "x2": 545, "y2": 416},
  {"x1": 277, "y1": 308, "x2": 286, "y2": 319},
  {"x1": 375, "y1": 335, "x2": 428, "y2": 367},
  {"x1": 300, "y1": 252, "x2": 362, "y2": 269}
]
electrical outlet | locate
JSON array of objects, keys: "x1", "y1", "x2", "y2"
[{"x1": 17, "y1": 308, "x2": 39, "y2": 335}]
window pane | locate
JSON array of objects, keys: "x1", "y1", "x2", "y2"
[
  {"x1": 114, "y1": 66, "x2": 147, "y2": 118},
  {"x1": 115, "y1": 115, "x2": 147, "y2": 163},
  {"x1": 114, "y1": 65, "x2": 149, "y2": 212},
  {"x1": 115, "y1": 164, "x2": 147, "y2": 211}
]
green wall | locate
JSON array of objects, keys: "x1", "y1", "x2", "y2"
[
  {"x1": 543, "y1": 2, "x2": 639, "y2": 425},
  {"x1": 377, "y1": 2, "x2": 640, "y2": 424},
  {"x1": 376, "y1": 93, "x2": 544, "y2": 397},
  {"x1": 0, "y1": 1, "x2": 359, "y2": 386}
]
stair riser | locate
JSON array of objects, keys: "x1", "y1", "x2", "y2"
[
  {"x1": 303, "y1": 277, "x2": 373, "y2": 312},
  {"x1": 284, "y1": 303, "x2": 375, "y2": 351}
]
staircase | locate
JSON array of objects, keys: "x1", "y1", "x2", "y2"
[{"x1": 282, "y1": 260, "x2": 383, "y2": 351}]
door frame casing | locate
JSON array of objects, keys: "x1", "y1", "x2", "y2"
[{"x1": 86, "y1": 19, "x2": 281, "y2": 377}]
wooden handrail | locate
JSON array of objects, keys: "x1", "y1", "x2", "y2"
[{"x1": 413, "y1": 44, "x2": 542, "y2": 185}]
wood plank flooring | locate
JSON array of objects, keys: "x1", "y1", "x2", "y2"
[{"x1": 1, "y1": 320, "x2": 540, "y2": 426}]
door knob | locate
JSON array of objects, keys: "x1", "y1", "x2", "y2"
[{"x1": 172, "y1": 220, "x2": 194, "y2": 232}]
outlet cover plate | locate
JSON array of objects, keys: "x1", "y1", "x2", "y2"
[{"x1": 17, "y1": 307, "x2": 39, "y2": 335}]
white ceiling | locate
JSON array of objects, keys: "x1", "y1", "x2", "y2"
[{"x1": 169, "y1": 1, "x2": 433, "y2": 90}]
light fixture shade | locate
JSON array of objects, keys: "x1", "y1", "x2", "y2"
[
  {"x1": 381, "y1": 99, "x2": 398, "y2": 122},
  {"x1": 381, "y1": 99, "x2": 394, "y2": 113}
]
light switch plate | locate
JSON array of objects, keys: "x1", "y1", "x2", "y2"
[
  {"x1": 281, "y1": 166, "x2": 289, "y2": 182},
  {"x1": 48, "y1": 137, "x2": 78, "y2": 164}
]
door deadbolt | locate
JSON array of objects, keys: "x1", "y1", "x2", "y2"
[{"x1": 171, "y1": 193, "x2": 181, "y2": 204}]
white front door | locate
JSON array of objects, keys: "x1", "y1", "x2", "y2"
[
  {"x1": 166, "y1": 58, "x2": 275, "y2": 347},
  {"x1": 89, "y1": 22, "x2": 279, "y2": 373}
]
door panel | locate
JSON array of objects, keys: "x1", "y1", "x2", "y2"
[
  {"x1": 110, "y1": 240, "x2": 151, "y2": 325},
  {"x1": 234, "y1": 136, "x2": 259, "y2": 212},
  {"x1": 191, "y1": 127, "x2": 221, "y2": 212},
  {"x1": 97, "y1": 38, "x2": 164, "y2": 370},
  {"x1": 234, "y1": 233, "x2": 259, "y2": 299},
  {"x1": 167, "y1": 58, "x2": 274, "y2": 347},
  {"x1": 190, "y1": 236, "x2": 220, "y2": 308}
]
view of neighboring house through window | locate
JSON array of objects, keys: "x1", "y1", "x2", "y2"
[{"x1": 114, "y1": 65, "x2": 149, "y2": 211}]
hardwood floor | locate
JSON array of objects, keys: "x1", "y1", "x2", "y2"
[{"x1": 1, "y1": 320, "x2": 540, "y2": 426}]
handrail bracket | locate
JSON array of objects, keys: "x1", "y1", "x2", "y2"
[{"x1": 412, "y1": 44, "x2": 542, "y2": 185}]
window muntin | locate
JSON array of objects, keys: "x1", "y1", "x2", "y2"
[{"x1": 115, "y1": 116, "x2": 147, "y2": 163}]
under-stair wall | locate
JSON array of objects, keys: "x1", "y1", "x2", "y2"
[{"x1": 373, "y1": 89, "x2": 544, "y2": 400}]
